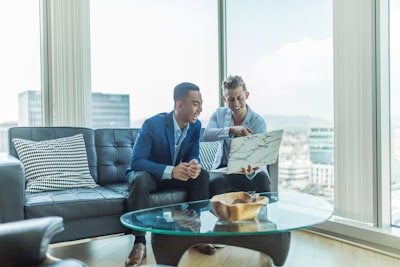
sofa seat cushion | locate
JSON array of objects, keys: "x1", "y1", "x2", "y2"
[
  {"x1": 25, "y1": 187, "x2": 126, "y2": 220},
  {"x1": 104, "y1": 183, "x2": 187, "y2": 208},
  {"x1": 104, "y1": 183, "x2": 129, "y2": 197}
]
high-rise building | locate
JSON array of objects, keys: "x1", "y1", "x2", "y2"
[
  {"x1": 18, "y1": 90, "x2": 42, "y2": 126},
  {"x1": 91, "y1": 92, "x2": 130, "y2": 128},
  {"x1": 18, "y1": 91, "x2": 130, "y2": 128},
  {"x1": 309, "y1": 127, "x2": 334, "y2": 199},
  {"x1": 309, "y1": 127, "x2": 334, "y2": 165}
]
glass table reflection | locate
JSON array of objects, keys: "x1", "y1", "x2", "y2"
[{"x1": 120, "y1": 192, "x2": 333, "y2": 266}]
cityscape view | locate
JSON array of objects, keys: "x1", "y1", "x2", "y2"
[{"x1": 1, "y1": 90, "x2": 399, "y2": 225}]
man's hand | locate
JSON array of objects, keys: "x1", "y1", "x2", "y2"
[
  {"x1": 172, "y1": 159, "x2": 201, "y2": 181},
  {"x1": 172, "y1": 162, "x2": 191, "y2": 181},
  {"x1": 238, "y1": 164, "x2": 259, "y2": 175},
  {"x1": 188, "y1": 159, "x2": 201, "y2": 179},
  {"x1": 229, "y1": 126, "x2": 253, "y2": 137}
]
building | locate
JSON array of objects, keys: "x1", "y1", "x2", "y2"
[
  {"x1": 308, "y1": 127, "x2": 334, "y2": 199},
  {"x1": 278, "y1": 130, "x2": 311, "y2": 192},
  {"x1": 18, "y1": 90, "x2": 42, "y2": 126},
  {"x1": 279, "y1": 160, "x2": 311, "y2": 192},
  {"x1": 18, "y1": 91, "x2": 130, "y2": 128},
  {"x1": 91, "y1": 92, "x2": 130, "y2": 128},
  {"x1": 309, "y1": 127, "x2": 334, "y2": 165}
]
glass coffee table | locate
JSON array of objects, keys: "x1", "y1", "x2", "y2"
[{"x1": 120, "y1": 192, "x2": 333, "y2": 266}]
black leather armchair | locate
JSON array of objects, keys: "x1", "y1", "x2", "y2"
[{"x1": 0, "y1": 216, "x2": 87, "y2": 267}]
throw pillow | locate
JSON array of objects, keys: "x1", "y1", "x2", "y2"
[
  {"x1": 199, "y1": 141, "x2": 219, "y2": 171},
  {"x1": 12, "y1": 134, "x2": 98, "y2": 193}
]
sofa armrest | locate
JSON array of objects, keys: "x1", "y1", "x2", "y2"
[
  {"x1": 0, "y1": 216, "x2": 64, "y2": 267},
  {"x1": 268, "y1": 159, "x2": 279, "y2": 193},
  {"x1": 0, "y1": 153, "x2": 26, "y2": 222}
]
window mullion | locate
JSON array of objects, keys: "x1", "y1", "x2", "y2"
[{"x1": 375, "y1": 0, "x2": 392, "y2": 228}]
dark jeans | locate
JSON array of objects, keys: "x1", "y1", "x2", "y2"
[
  {"x1": 127, "y1": 169, "x2": 210, "y2": 237},
  {"x1": 209, "y1": 171, "x2": 271, "y2": 197}
]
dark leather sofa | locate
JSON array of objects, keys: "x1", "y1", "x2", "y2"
[{"x1": 0, "y1": 126, "x2": 278, "y2": 243}]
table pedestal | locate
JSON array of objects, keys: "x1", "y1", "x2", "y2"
[{"x1": 151, "y1": 232, "x2": 291, "y2": 266}]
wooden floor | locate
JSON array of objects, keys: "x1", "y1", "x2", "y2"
[{"x1": 48, "y1": 230, "x2": 400, "y2": 267}]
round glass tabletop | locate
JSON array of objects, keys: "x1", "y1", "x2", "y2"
[{"x1": 120, "y1": 192, "x2": 333, "y2": 237}]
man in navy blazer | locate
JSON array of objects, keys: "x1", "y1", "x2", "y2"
[{"x1": 124, "y1": 82, "x2": 211, "y2": 267}]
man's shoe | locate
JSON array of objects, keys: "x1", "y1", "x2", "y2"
[
  {"x1": 125, "y1": 243, "x2": 147, "y2": 267},
  {"x1": 194, "y1": 243, "x2": 217, "y2": 255}
]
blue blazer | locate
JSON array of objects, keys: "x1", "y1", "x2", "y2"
[{"x1": 126, "y1": 111, "x2": 201, "y2": 181}]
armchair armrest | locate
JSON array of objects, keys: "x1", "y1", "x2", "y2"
[
  {"x1": 0, "y1": 153, "x2": 25, "y2": 222},
  {"x1": 0, "y1": 216, "x2": 64, "y2": 267}
]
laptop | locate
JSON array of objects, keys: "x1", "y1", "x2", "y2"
[{"x1": 211, "y1": 129, "x2": 284, "y2": 174}]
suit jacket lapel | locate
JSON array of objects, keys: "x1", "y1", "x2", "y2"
[{"x1": 166, "y1": 112, "x2": 175, "y2": 164}]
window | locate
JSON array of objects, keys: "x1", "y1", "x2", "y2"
[
  {"x1": 1, "y1": 0, "x2": 399, "y2": 254},
  {"x1": 226, "y1": 0, "x2": 334, "y2": 201},
  {"x1": 0, "y1": 0, "x2": 41, "y2": 152},
  {"x1": 89, "y1": 0, "x2": 219, "y2": 128}
]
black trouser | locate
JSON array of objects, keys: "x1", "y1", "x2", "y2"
[
  {"x1": 127, "y1": 169, "x2": 210, "y2": 237},
  {"x1": 209, "y1": 171, "x2": 271, "y2": 197}
]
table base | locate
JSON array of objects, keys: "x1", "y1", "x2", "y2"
[{"x1": 151, "y1": 232, "x2": 291, "y2": 266}]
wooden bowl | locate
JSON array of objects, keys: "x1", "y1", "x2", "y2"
[{"x1": 210, "y1": 191, "x2": 269, "y2": 221}]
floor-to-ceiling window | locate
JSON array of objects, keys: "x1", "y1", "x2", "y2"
[
  {"x1": 0, "y1": 0, "x2": 398, "y2": 254},
  {"x1": 390, "y1": 0, "x2": 400, "y2": 227},
  {"x1": 0, "y1": 1, "x2": 41, "y2": 152},
  {"x1": 226, "y1": 0, "x2": 334, "y2": 202},
  {"x1": 89, "y1": 0, "x2": 219, "y2": 128}
]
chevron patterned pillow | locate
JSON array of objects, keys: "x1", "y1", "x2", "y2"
[
  {"x1": 199, "y1": 141, "x2": 219, "y2": 171},
  {"x1": 13, "y1": 134, "x2": 98, "y2": 193}
]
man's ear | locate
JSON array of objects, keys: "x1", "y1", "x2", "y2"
[
  {"x1": 245, "y1": 91, "x2": 250, "y2": 99},
  {"x1": 176, "y1": 100, "x2": 183, "y2": 109},
  {"x1": 222, "y1": 95, "x2": 227, "y2": 103}
]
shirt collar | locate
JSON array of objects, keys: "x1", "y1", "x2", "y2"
[{"x1": 173, "y1": 114, "x2": 190, "y2": 134}]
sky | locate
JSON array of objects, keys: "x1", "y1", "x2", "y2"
[
  {"x1": 0, "y1": 1, "x2": 41, "y2": 123},
  {"x1": 90, "y1": 0, "x2": 334, "y2": 123},
  {"x1": 0, "y1": 0, "x2": 399, "y2": 124}
]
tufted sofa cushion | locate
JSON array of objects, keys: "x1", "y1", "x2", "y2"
[{"x1": 94, "y1": 128, "x2": 139, "y2": 185}]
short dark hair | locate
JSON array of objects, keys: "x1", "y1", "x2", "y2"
[
  {"x1": 173, "y1": 82, "x2": 200, "y2": 103},
  {"x1": 221, "y1": 75, "x2": 247, "y2": 92}
]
